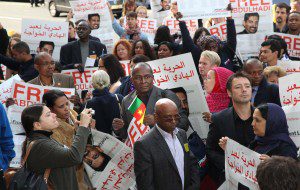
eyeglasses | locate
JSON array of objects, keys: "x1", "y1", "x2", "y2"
[
  {"x1": 132, "y1": 74, "x2": 153, "y2": 82},
  {"x1": 160, "y1": 114, "x2": 181, "y2": 122}
]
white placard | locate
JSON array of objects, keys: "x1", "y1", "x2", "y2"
[
  {"x1": 21, "y1": 19, "x2": 68, "y2": 61},
  {"x1": 85, "y1": 129, "x2": 135, "y2": 189},
  {"x1": 225, "y1": 139, "x2": 261, "y2": 190},
  {"x1": 273, "y1": 32, "x2": 300, "y2": 59},
  {"x1": 62, "y1": 67, "x2": 98, "y2": 97},
  {"x1": 85, "y1": 57, "x2": 96, "y2": 67},
  {"x1": 177, "y1": 0, "x2": 231, "y2": 19},
  {"x1": 278, "y1": 60, "x2": 300, "y2": 75},
  {"x1": 147, "y1": 53, "x2": 210, "y2": 138},
  {"x1": 208, "y1": 21, "x2": 227, "y2": 41},
  {"x1": 0, "y1": 75, "x2": 21, "y2": 105},
  {"x1": 279, "y1": 73, "x2": 300, "y2": 147}
]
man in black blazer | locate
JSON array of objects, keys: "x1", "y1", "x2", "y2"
[
  {"x1": 206, "y1": 72, "x2": 255, "y2": 187},
  {"x1": 60, "y1": 20, "x2": 107, "y2": 70},
  {"x1": 243, "y1": 58, "x2": 281, "y2": 107},
  {"x1": 134, "y1": 98, "x2": 200, "y2": 190}
]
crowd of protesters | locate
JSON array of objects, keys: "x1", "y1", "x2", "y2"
[{"x1": 0, "y1": 0, "x2": 300, "y2": 189}]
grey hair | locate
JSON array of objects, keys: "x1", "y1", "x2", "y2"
[
  {"x1": 92, "y1": 70, "x2": 110, "y2": 90},
  {"x1": 200, "y1": 50, "x2": 221, "y2": 66}
]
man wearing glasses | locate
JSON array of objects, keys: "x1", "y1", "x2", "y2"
[
  {"x1": 29, "y1": 52, "x2": 75, "y2": 89},
  {"x1": 112, "y1": 62, "x2": 189, "y2": 140},
  {"x1": 134, "y1": 98, "x2": 200, "y2": 190}
]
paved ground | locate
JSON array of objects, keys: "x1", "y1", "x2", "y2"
[{"x1": 0, "y1": 1, "x2": 67, "y2": 33}]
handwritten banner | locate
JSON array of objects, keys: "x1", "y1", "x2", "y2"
[
  {"x1": 208, "y1": 21, "x2": 227, "y2": 41},
  {"x1": 278, "y1": 60, "x2": 300, "y2": 74},
  {"x1": 279, "y1": 73, "x2": 300, "y2": 147},
  {"x1": 273, "y1": 33, "x2": 300, "y2": 59},
  {"x1": 0, "y1": 75, "x2": 21, "y2": 105},
  {"x1": 225, "y1": 139, "x2": 261, "y2": 190},
  {"x1": 11, "y1": 81, "x2": 75, "y2": 108},
  {"x1": 148, "y1": 53, "x2": 210, "y2": 138},
  {"x1": 177, "y1": 0, "x2": 230, "y2": 19},
  {"x1": 85, "y1": 129, "x2": 135, "y2": 189},
  {"x1": 21, "y1": 19, "x2": 68, "y2": 61},
  {"x1": 62, "y1": 67, "x2": 98, "y2": 97}
]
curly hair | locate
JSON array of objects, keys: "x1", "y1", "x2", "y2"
[
  {"x1": 131, "y1": 39, "x2": 156, "y2": 60},
  {"x1": 113, "y1": 39, "x2": 132, "y2": 60},
  {"x1": 100, "y1": 54, "x2": 125, "y2": 84}
]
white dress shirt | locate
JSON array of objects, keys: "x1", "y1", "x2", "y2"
[{"x1": 157, "y1": 126, "x2": 185, "y2": 190}]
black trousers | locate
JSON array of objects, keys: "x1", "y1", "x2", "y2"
[{"x1": 30, "y1": 0, "x2": 38, "y2": 5}]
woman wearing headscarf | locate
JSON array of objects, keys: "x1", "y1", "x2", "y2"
[
  {"x1": 204, "y1": 67, "x2": 234, "y2": 113},
  {"x1": 219, "y1": 103, "x2": 298, "y2": 159},
  {"x1": 175, "y1": 11, "x2": 237, "y2": 72}
]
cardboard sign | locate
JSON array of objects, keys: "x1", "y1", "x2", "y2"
[
  {"x1": 273, "y1": 33, "x2": 300, "y2": 59},
  {"x1": 208, "y1": 21, "x2": 227, "y2": 41}
]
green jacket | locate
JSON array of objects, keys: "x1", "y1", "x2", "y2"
[{"x1": 26, "y1": 126, "x2": 90, "y2": 190}]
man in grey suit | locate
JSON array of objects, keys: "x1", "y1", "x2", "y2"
[
  {"x1": 112, "y1": 62, "x2": 189, "y2": 139},
  {"x1": 134, "y1": 98, "x2": 200, "y2": 190}
]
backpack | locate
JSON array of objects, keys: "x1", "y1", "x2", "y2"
[{"x1": 7, "y1": 141, "x2": 52, "y2": 190}]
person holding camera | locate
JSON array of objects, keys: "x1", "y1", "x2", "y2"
[
  {"x1": 42, "y1": 89, "x2": 96, "y2": 189},
  {"x1": 20, "y1": 102, "x2": 93, "y2": 190}
]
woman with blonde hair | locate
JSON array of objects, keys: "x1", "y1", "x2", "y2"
[
  {"x1": 135, "y1": 6, "x2": 148, "y2": 18},
  {"x1": 86, "y1": 70, "x2": 124, "y2": 137},
  {"x1": 263, "y1": 66, "x2": 286, "y2": 84}
]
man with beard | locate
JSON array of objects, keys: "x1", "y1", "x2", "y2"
[
  {"x1": 286, "y1": 11, "x2": 300, "y2": 35},
  {"x1": 158, "y1": 0, "x2": 170, "y2": 12},
  {"x1": 238, "y1": 12, "x2": 259, "y2": 34},
  {"x1": 274, "y1": 3, "x2": 291, "y2": 33},
  {"x1": 206, "y1": 72, "x2": 255, "y2": 187},
  {"x1": 60, "y1": 20, "x2": 107, "y2": 71}
]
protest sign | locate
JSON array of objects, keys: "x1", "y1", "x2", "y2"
[
  {"x1": 11, "y1": 81, "x2": 75, "y2": 107},
  {"x1": 163, "y1": 19, "x2": 198, "y2": 37},
  {"x1": 225, "y1": 139, "x2": 261, "y2": 190},
  {"x1": 177, "y1": 0, "x2": 230, "y2": 19},
  {"x1": 126, "y1": 117, "x2": 150, "y2": 148},
  {"x1": 10, "y1": 134, "x2": 26, "y2": 168},
  {"x1": 273, "y1": 33, "x2": 300, "y2": 59},
  {"x1": 137, "y1": 18, "x2": 157, "y2": 44},
  {"x1": 7, "y1": 105, "x2": 24, "y2": 135},
  {"x1": 208, "y1": 21, "x2": 227, "y2": 41},
  {"x1": 70, "y1": 0, "x2": 115, "y2": 53},
  {"x1": 85, "y1": 129, "x2": 135, "y2": 189},
  {"x1": 279, "y1": 73, "x2": 300, "y2": 147},
  {"x1": 230, "y1": 0, "x2": 273, "y2": 59},
  {"x1": 62, "y1": 67, "x2": 98, "y2": 97},
  {"x1": 147, "y1": 53, "x2": 210, "y2": 138},
  {"x1": 120, "y1": 60, "x2": 131, "y2": 76},
  {"x1": 0, "y1": 75, "x2": 21, "y2": 105},
  {"x1": 21, "y1": 19, "x2": 68, "y2": 61},
  {"x1": 149, "y1": 0, "x2": 171, "y2": 26},
  {"x1": 278, "y1": 60, "x2": 300, "y2": 75}
]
